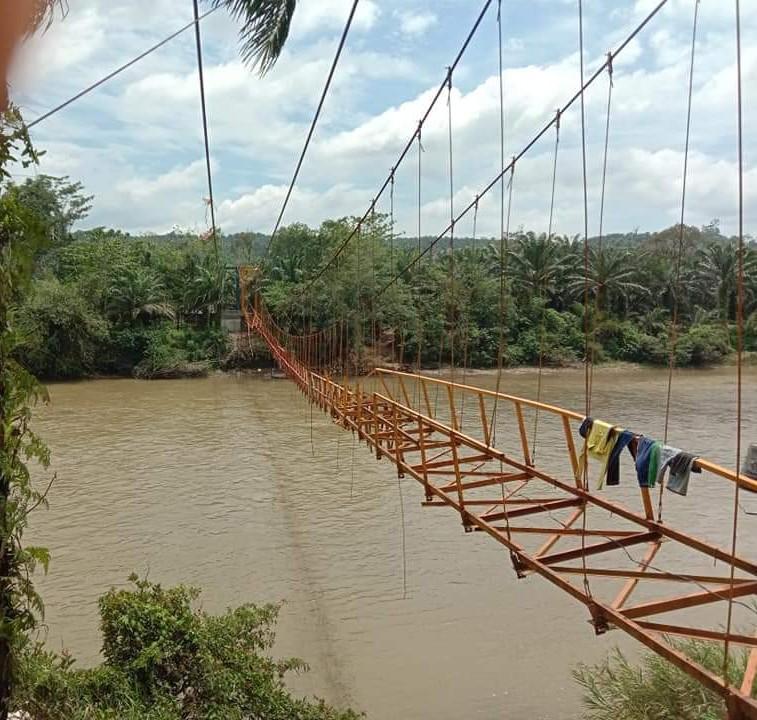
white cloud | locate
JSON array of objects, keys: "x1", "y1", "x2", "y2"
[
  {"x1": 395, "y1": 10, "x2": 437, "y2": 37},
  {"x1": 292, "y1": 0, "x2": 379, "y2": 36}
]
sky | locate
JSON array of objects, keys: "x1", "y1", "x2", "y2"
[{"x1": 7, "y1": 0, "x2": 757, "y2": 240}]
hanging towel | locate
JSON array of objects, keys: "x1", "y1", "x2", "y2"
[
  {"x1": 635, "y1": 436, "x2": 656, "y2": 488},
  {"x1": 577, "y1": 420, "x2": 616, "y2": 484},
  {"x1": 605, "y1": 429, "x2": 635, "y2": 487},
  {"x1": 666, "y1": 452, "x2": 701, "y2": 496},
  {"x1": 654, "y1": 445, "x2": 681, "y2": 488}
]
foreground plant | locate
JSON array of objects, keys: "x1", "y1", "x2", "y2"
[
  {"x1": 574, "y1": 640, "x2": 752, "y2": 720},
  {"x1": 0, "y1": 105, "x2": 55, "y2": 720},
  {"x1": 15, "y1": 576, "x2": 361, "y2": 720}
]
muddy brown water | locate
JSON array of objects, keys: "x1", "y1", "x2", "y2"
[{"x1": 29, "y1": 366, "x2": 757, "y2": 719}]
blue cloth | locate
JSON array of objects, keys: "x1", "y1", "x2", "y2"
[
  {"x1": 605, "y1": 429, "x2": 635, "y2": 486},
  {"x1": 579, "y1": 417, "x2": 593, "y2": 440},
  {"x1": 635, "y1": 436, "x2": 657, "y2": 488}
]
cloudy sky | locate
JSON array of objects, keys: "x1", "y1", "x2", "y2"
[{"x1": 7, "y1": 0, "x2": 757, "y2": 239}]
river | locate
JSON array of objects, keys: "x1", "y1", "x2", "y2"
[{"x1": 30, "y1": 366, "x2": 757, "y2": 720}]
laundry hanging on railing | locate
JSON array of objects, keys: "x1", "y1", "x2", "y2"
[{"x1": 578, "y1": 418, "x2": 701, "y2": 496}]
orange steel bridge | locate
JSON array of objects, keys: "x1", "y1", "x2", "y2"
[{"x1": 242, "y1": 287, "x2": 757, "y2": 720}]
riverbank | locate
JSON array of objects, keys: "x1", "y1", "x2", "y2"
[{"x1": 70, "y1": 350, "x2": 757, "y2": 383}]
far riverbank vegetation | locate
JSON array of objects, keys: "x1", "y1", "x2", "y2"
[{"x1": 4, "y1": 175, "x2": 756, "y2": 381}]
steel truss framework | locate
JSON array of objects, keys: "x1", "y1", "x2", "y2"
[{"x1": 244, "y1": 290, "x2": 757, "y2": 719}]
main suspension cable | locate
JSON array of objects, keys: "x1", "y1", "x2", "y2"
[{"x1": 26, "y1": 6, "x2": 221, "y2": 130}]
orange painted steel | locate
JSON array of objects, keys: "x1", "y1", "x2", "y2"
[{"x1": 242, "y1": 285, "x2": 757, "y2": 719}]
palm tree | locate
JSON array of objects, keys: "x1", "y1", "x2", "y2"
[
  {"x1": 695, "y1": 242, "x2": 757, "y2": 322},
  {"x1": 507, "y1": 232, "x2": 568, "y2": 300},
  {"x1": 208, "y1": 0, "x2": 297, "y2": 74},
  {"x1": 182, "y1": 255, "x2": 228, "y2": 324},
  {"x1": 569, "y1": 246, "x2": 649, "y2": 315},
  {"x1": 107, "y1": 266, "x2": 175, "y2": 324}
]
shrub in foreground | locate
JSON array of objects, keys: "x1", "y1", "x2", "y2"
[
  {"x1": 15, "y1": 576, "x2": 361, "y2": 720},
  {"x1": 574, "y1": 640, "x2": 752, "y2": 720}
]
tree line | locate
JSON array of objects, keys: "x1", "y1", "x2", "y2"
[
  {"x1": 2, "y1": 174, "x2": 755, "y2": 381},
  {"x1": 261, "y1": 215, "x2": 757, "y2": 370}
]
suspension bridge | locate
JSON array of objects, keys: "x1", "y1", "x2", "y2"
[
  {"x1": 240, "y1": 0, "x2": 755, "y2": 715},
  {"x1": 18, "y1": 0, "x2": 754, "y2": 715}
]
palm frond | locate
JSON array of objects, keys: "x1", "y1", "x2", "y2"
[{"x1": 210, "y1": 0, "x2": 297, "y2": 75}]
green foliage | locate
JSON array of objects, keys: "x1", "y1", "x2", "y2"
[
  {"x1": 12, "y1": 175, "x2": 92, "y2": 247},
  {"x1": 14, "y1": 577, "x2": 361, "y2": 720},
  {"x1": 574, "y1": 641, "x2": 751, "y2": 720},
  {"x1": 134, "y1": 325, "x2": 229, "y2": 379},
  {"x1": 0, "y1": 103, "x2": 54, "y2": 717},
  {"x1": 14, "y1": 278, "x2": 108, "y2": 379}
]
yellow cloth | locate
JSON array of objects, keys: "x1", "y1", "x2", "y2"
[{"x1": 577, "y1": 420, "x2": 619, "y2": 488}]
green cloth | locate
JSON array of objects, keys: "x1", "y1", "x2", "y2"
[{"x1": 647, "y1": 441, "x2": 662, "y2": 488}]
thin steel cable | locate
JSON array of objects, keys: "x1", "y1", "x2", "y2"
[
  {"x1": 586, "y1": 53, "x2": 614, "y2": 411},
  {"x1": 531, "y1": 109, "x2": 561, "y2": 461},
  {"x1": 414, "y1": 125, "x2": 424, "y2": 410},
  {"x1": 376, "y1": 0, "x2": 670, "y2": 296},
  {"x1": 578, "y1": 0, "x2": 593, "y2": 602},
  {"x1": 26, "y1": 6, "x2": 221, "y2": 130},
  {"x1": 265, "y1": 0, "x2": 360, "y2": 256},
  {"x1": 193, "y1": 0, "x2": 219, "y2": 265},
  {"x1": 488, "y1": 0, "x2": 508, "y2": 448},
  {"x1": 723, "y1": 0, "x2": 745, "y2": 684},
  {"x1": 658, "y1": 0, "x2": 700, "y2": 524},
  {"x1": 390, "y1": 168, "x2": 396, "y2": 271},
  {"x1": 490, "y1": 167, "x2": 514, "y2": 446},
  {"x1": 447, "y1": 68, "x2": 456, "y2": 388},
  {"x1": 398, "y1": 475, "x2": 408, "y2": 599},
  {"x1": 597, "y1": 54, "x2": 614, "y2": 252}
]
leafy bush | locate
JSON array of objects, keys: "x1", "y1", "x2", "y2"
[
  {"x1": 574, "y1": 641, "x2": 751, "y2": 720},
  {"x1": 134, "y1": 325, "x2": 229, "y2": 379},
  {"x1": 15, "y1": 577, "x2": 361, "y2": 720},
  {"x1": 675, "y1": 324, "x2": 731, "y2": 366},
  {"x1": 15, "y1": 278, "x2": 109, "y2": 379}
]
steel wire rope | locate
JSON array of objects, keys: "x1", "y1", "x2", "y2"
[
  {"x1": 375, "y1": 0, "x2": 671, "y2": 298},
  {"x1": 192, "y1": 0, "x2": 220, "y2": 277},
  {"x1": 25, "y1": 6, "x2": 221, "y2": 130},
  {"x1": 414, "y1": 125, "x2": 424, "y2": 412},
  {"x1": 657, "y1": 0, "x2": 700, "y2": 524},
  {"x1": 586, "y1": 53, "x2": 613, "y2": 411},
  {"x1": 488, "y1": 0, "x2": 509, "y2": 453},
  {"x1": 530, "y1": 109, "x2": 561, "y2": 463},
  {"x1": 723, "y1": 0, "x2": 747, "y2": 685},
  {"x1": 577, "y1": 0, "x2": 593, "y2": 603},
  {"x1": 264, "y1": 0, "x2": 361, "y2": 256}
]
